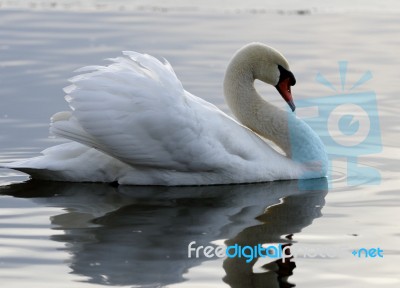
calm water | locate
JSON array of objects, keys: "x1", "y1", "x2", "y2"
[{"x1": 0, "y1": 2, "x2": 399, "y2": 287}]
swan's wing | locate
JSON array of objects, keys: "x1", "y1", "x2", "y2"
[{"x1": 51, "y1": 52, "x2": 243, "y2": 171}]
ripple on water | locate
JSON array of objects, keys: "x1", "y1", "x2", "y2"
[{"x1": 329, "y1": 158, "x2": 383, "y2": 190}]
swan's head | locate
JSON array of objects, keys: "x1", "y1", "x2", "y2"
[{"x1": 228, "y1": 43, "x2": 297, "y2": 111}]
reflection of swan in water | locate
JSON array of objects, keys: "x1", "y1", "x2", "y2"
[
  {"x1": 2, "y1": 178, "x2": 327, "y2": 287},
  {"x1": 223, "y1": 184, "x2": 326, "y2": 288}
]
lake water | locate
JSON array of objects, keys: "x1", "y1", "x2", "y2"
[{"x1": 0, "y1": 1, "x2": 399, "y2": 287}]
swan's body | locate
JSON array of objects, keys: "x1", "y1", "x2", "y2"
[{"x1": 4, "y1": 43, "x2": 327, "y2": 185}]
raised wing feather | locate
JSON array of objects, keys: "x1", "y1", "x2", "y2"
[{"x1": 52, "y1": 52, "x2": 240, "y2": 171}]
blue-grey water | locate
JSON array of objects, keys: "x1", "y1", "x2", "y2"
[{"x1": 0, "y1": 1, "x2": 399, "y2": 287}]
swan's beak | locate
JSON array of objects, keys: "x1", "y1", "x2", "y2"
[
  {"x1": 275, "y1": 77, "x2": 296, "y2": 112},
  {"x1": 287, "y1": 99, "x2": 296, "y2": 112}
]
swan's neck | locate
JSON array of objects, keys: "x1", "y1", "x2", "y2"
[
  {"x1": 223, "y1": 59, "x2": 328, "y2": 177},
  {"x1": 224, "y1": 64, "x2": 292, "y2": 156}
]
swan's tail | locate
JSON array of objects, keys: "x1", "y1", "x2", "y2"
[
  {"x1": 1, "y1": 165, "x2": 65, "y2": 181},
  {"x1": 1, "y1": 142, "x2": 126, "y2": 182}
]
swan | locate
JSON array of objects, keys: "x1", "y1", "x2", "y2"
[{"x1": 3, "y1": 43, "x2": 327, "y2": 185}]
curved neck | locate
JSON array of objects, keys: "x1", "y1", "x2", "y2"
[
  {"x1": 223, "y1": 63, "x2": 292, "y2": 156},
  {"x1": 222, "y1": 43, "x2": 328, "y2": 179}
]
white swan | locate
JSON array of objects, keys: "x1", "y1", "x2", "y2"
[{"x1": 4, "y1": 43, "x2": 327, "y2": 185}]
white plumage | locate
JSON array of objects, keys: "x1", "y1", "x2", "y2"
[{"x1": 4, "y1": 43, "x2": 328, "y2": 185}]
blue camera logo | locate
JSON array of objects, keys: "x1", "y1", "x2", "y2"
[{"x1": 293, "y1": 61, "x2": 382, "y2": 186}]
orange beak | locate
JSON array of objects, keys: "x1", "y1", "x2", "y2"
[{"x1": 276, "y1": 77, "x2": 296, "y2": 112}]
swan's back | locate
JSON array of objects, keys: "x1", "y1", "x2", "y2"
[{"x1": 57, "y1": 52, "x2": 188, "y2": 169}]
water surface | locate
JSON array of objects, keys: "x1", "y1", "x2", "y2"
[{"x1": 0, "y1": 3, "x2": 399, "y2": 287}]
